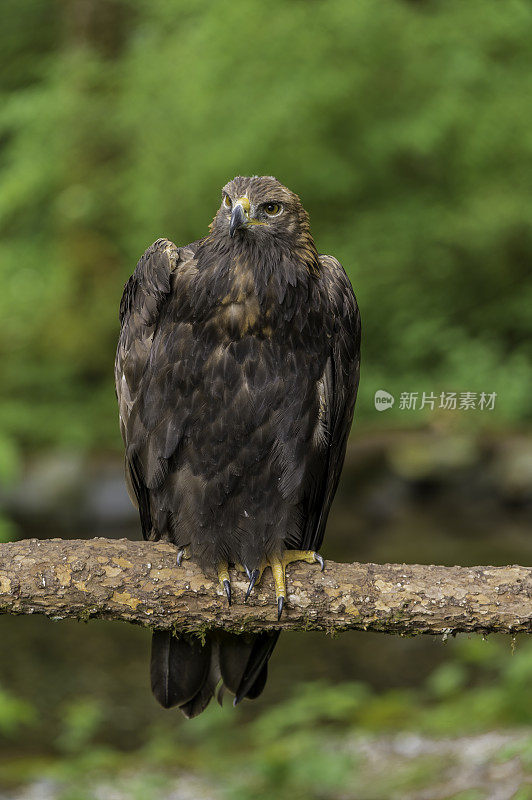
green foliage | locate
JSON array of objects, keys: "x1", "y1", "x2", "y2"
[
  {"x1": 0, "y1": 0, "x2": 531, "y2": 452},
  {"x1": 0, "y1": 517, "x2": 17, "y2": 543},
  {"x1": 55, "y1": 698, "x2": 105, "y2": 754},
  {"x1": 0, "y1": 685, "x2": 35, "y2": 737},
  {"x1": 252, "y1": 681, "x2": 371, "y2": 743},
  {"x1": 2, "y1": 636, "x2": 532, "y2": 797},
  {"x1": 424, "y1": 661, "x2": 467, "y2": 699},
  {"x1": 0, "y1": 433, "x2": 21, "y2": 541},
  {"x1": 512, "y1": 789, "x2": 532, "y2": 800},
  {"x1": 0, "y1": 433, "x2": 20, "y2": 486}
]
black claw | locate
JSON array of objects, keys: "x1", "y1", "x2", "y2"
[
  {"x1": 277, "y1": 596, "x2": 285, "y2": 621},
  {"x1": 314, "y1": 552, "x2": 325, "y2": 571},
  {"x1": 223, "y1": 579, "x2": 231, "y2": 606},
  {"x1": 176, "y1": 548, "x2": 185, "y2": 567},
  {"x1": 245, "y1": 569, "x2": 259, "y2": 601}
]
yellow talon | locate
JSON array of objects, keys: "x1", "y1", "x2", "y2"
[{"x1": 243, "y1": 550, "x2": 324, "y2": 619}]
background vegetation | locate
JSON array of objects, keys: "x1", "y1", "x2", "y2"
[
  {"x1": 1, "y1": 1, "x2": 531, "y2": 797},
  {"x1": 1, "y1": 0, "x2": 531, "y2": 460},
  {"x1": 2, "y1": 635, "x2": 532, "y2": 799}
]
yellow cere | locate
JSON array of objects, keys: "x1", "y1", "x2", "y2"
[
  {"x1": 234, "y1": 196, "x2": 267, "y2": 226},
  {"x1": 234, "y1": 196, "x2": 250, "y2": 213}
]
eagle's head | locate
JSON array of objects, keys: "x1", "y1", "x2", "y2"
[{"x1": 210, "y1": 176, "x2": 318, "y2": 269}]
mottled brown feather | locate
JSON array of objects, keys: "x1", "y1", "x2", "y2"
[{"x1": 116, "y1": 177, "x2": 361, "y2": 715}]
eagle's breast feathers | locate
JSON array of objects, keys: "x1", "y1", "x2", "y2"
[{"x1": 116, "y1": 179, "x2": 360, "y2": 572}]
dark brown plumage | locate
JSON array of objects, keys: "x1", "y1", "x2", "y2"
[{"x1": 115, "y1": 176, "x2": 361, "y2": 716}]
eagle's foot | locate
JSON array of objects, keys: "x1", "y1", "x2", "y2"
[
  {"x1": 244, "y1": 550, "x2": 324, "y2": 620},
  {"x1": 287, "y1": 550, "x2": 325, "y2": 572},
  {"x1": 217, "y1": 562, "x2": 232, "y2": 607}
]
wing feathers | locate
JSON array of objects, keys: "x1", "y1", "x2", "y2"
[
  {"x1": 115, "y1": 239, "x2": 197, "y2": 538},
  {"x1": 297, "y1": 255, "x2": 360, "y2": 552}
]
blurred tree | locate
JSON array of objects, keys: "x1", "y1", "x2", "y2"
[{"x1": 0, "y1": 0, "x2": 531, "y2": 453}]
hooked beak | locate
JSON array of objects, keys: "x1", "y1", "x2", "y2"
[{"x1": 230, "y1": 197, "x2": 250, "y2": 238}]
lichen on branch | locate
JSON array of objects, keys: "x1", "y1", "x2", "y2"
[{"x1": 0, "y1": 538, "x2": 531, "y2": 636}]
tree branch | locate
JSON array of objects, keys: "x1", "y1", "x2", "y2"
[{"x1": 0, "y1": 538, "x2": 530, "y2": 636}]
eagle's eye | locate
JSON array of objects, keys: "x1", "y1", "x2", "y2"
[
  {"x1": 223, "y1": 194, "x2": 232, "y2": 210},
  {"x1": 264, "y1": 202, "x2": 282, "y2": 216}
]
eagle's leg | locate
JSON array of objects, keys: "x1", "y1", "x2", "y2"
[
  {"x1": 244, "y1": 551, "x2": 324, "y2": 620},
  {"x1": 217, "y1": 563, "x2": 232, "y2": 606},
  {"x1": 272, "y1": 551, "x2": 325, "y2": 620},
  {"x1": 270, "y1": 558, "x2": 287, "y2": 621}
]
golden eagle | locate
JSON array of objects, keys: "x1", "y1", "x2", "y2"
[{"x1": 116, "y1": 176, "x2": 360, "y2": 716}]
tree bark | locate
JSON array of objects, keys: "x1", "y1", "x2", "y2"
[{"x1": 0, "y1": 538, "x2": 530, "y2": 636}]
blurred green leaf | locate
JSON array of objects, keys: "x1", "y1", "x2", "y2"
[
  {"x1": 55, "y1": 698, "x2": 105, "y2": 755},
  {"x1": 0, "y1": 515, "x2": 17, "y2": 543},
  {"x1": 425, "y1": 661, "x2": 468, "y2": 699},
  {"x1": 252, "y1": 681, "x2": 371, "y2": 743},
  {"x1": 0, "y1": 685, "x2": 35, "y2": 737},
  {"x1": 0, "y1": 0, "x2": 531, "y2": 450}
]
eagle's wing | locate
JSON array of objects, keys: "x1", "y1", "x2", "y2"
[
  {"x1": 298, "y1": 254, "x2": 361, "y2": 552},
  {"x1": 115, "y1": 237, "x2": 195, "y2": 538}
]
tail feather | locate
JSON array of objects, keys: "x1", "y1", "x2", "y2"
[
  {"x1": 242, "y1": 662, "x2": 268, "y2": 700},
  {"x1": 217, "y1": 632, "x2": 256, "y2": 695},
  {"x1": 220, "y1": 631, "x2": 280, "y2": 704},
  {"x1": 150, "y1": 630, "x2": 280, "y2": 717},
  {"x1": 179, "y1": 637, "x2": 221, "y2": 718},
  {"x1": 150, "y1": 631, "x2": 211, "y2": 709}
]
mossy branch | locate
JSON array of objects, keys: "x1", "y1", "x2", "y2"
[{"x1": 0, "y1": 538, "x2": 531, "y2": 636}]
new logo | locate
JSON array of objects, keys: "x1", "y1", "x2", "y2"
[{"x1": 374, "y1": 390, "x2": 395, "y2": 411}]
